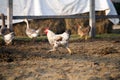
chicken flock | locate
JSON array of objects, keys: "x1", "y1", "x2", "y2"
[{"x1": 0, "y1": 16, "x2": 91, "y2": 54}]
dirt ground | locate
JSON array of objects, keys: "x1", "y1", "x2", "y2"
[{"x1": 0, "y1": 38, "x2": 120, "y2": 80}]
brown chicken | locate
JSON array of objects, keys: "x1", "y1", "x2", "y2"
[{"x1": 77, "y1": 25, "x2": 91, "y2": 40}]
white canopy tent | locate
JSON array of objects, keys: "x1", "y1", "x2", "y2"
[{"x1": 0, "y1": 0, "x2": 119, "y2": 25}]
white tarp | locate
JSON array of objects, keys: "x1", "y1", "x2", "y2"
[{"x1": 0, "y1": 0, "x2": 119, "y2": 25}]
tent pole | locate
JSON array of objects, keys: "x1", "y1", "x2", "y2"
[
  {"x1": 7, "y1": 0, "x2": 13, "y2": 31},
  {"x1": 89, "y1": 0, "x2": 96, "y2": 38}
]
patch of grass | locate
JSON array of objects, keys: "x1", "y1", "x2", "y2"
[
  {"x1": 0, "y1": 33, "x2": 119, "y2": 43},
  {"x1": 14, "y1": 36, "x2": 48, "y2": 42},
  {"x1": 96, "y1": 33, "x2": 120, "y2": 39},
  {"x1": 14, "y1": 36, "x2": 31, "y2": 41},
  {"x1": 70, "y1": 35, "x2": 80, "y2": 41}
]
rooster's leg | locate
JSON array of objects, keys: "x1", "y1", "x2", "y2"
[
  {"x1": 47, "y1": 49, "x2": 56, "y2": 53},
  {"x1": 66, "y1": 47, "x2": 72, "y2": 54},
  {"x1": 47, "y1": 47, "x2": 57, "y2": 53},
  {"x1": 48, "y1": 42, "x2": 59, "y2": 53},
  {"x1": 85, "y1": 36, "x2": 88, "y2": 40}
]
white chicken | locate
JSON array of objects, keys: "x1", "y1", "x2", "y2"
[
  {"x1": 3, "y1": 32, "x2": 14, "y2": 45},
  {"x1": 24, "y1": 19, "x2": 41, "y2": 42},
  {"x1": 44, "y1": 28, "x2": 72, "y2": 54},
  {"x1": 0, "y1": 26, "x2": 15, "y2": 45},
  {"x1": 0, "y1": 13, "x2": 14, "y2": 45}
]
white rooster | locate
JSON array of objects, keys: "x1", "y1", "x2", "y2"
[
  {"x1": 24, "y1": 19, "x2": 41, "y2": 42},
  {"x1": 44, "y1": 28, "x2": 72, "y2": 54}
]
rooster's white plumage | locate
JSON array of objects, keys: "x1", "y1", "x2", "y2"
[{"x1": 44, "y1": 28, "x2": 72, "y2": 54}]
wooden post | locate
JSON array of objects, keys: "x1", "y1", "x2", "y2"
[
  {"x1": 89, "y1": 0, "x2": 96, "y2": 38},
  {"x1": 7, "y1": 0, "x2": 13, "y2": 31},
  {"x1": 1, "y1": 13, "x2": 5, "y2": 28},
  {"x1": 0, "y1": 13, "x2": 5, "y2": 35}
]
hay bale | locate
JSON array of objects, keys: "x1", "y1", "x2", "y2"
[
  {"x1": 65, "y1": 11, "x2": 113, "y2": 34},
  {"x1": 13, "y1": 11, "x2": 113, "y2": 36},
  {"x1": 13, "y1": 19, "x2": 65, "y2": 36}
]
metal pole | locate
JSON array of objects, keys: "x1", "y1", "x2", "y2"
[
  {"x1": 7, "y1": 0, "x2": 13, "y2": 31},
  {"x1": 89, "y1": 0, "x2": 96, "y2": 38}
]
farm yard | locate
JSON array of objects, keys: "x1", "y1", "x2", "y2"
[
  {"x1": 0, "y1": 0, "x2": 120, "y2": 80},
  {"x1": 0, "y1": 14, "x2": 120, "y2": 80},
  {"x1": 0, "y1": 34, "x2": 120, "y2": 80}
]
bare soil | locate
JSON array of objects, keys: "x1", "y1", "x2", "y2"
[{"x1": 0, "y1": 38, "x2": 120, "y2": 80}]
